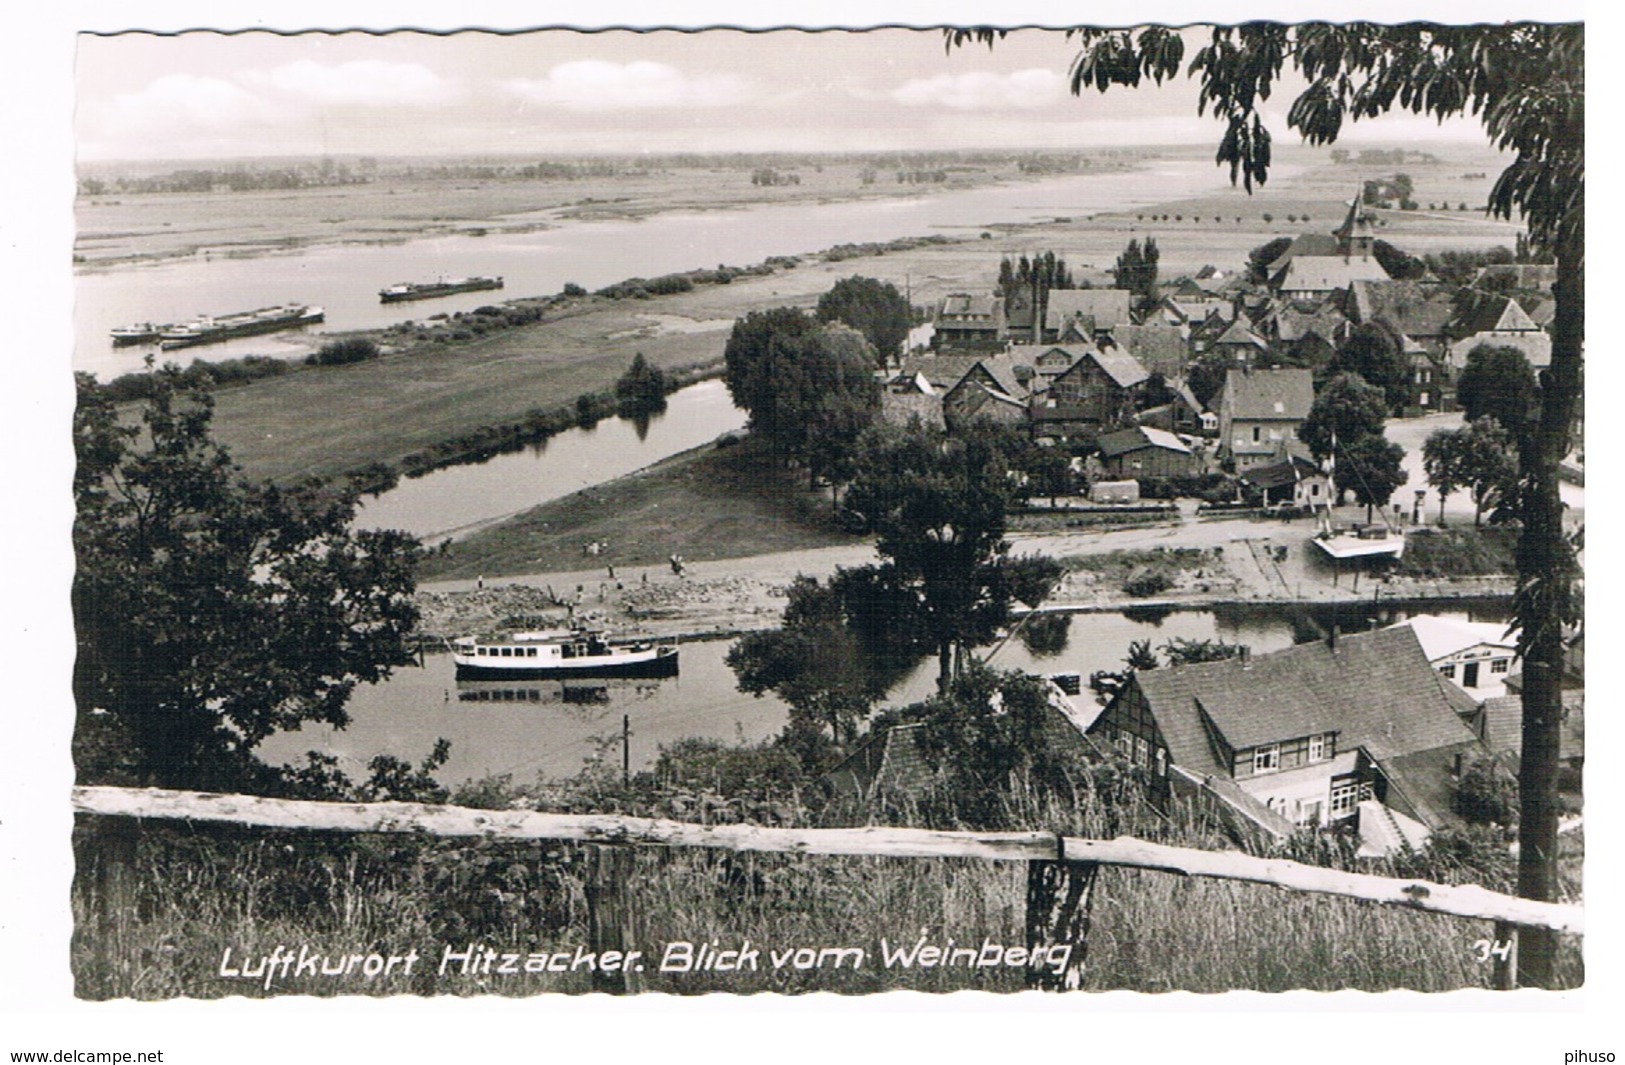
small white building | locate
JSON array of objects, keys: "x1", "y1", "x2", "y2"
[{"x1": 1388, "y1": 615, "x2": 1518, "y2": 701}]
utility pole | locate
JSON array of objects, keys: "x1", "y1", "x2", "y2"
[{"x1": 622, "y1": 714, "x2": 630, "y2": 784}]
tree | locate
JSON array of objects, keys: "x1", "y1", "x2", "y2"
[
  {"x1": 1112, "y1": 236, "x2": 1159, "y2": 305},
  {"x1": 1336, "y1": 433, "x2": 1408, "y2": 524},
  {"x1": 816, "y1": 275, "x2": 913, "y2": 369},
  {"x1": 1246, "y1": 236, "x2": 1292, "y2": 283},
  {"x1": 614, "y1": 351, "x2": 669, "y2": 417},
  {"x1": 1456, "y1": 344, "x2": 1540, "y2": 432},
  {"x1": 946, "y1": 22, "x2": 1582, "y2": 984},
  {"x1": 1449, "y1": 419, "x2": 1521, "y2": 530},
  {"x1": 722, "y1": 310, "x2": 878, "y2": 479},
  {"x1": 1371, "y1": 239, "x2": 1428, "y2": 281},
  {"x1": 1422, "y1": 426, "x2": 1465, "y2": 526},
  {"x1": 1330, "y1": 321, "x2": 1410, "y2": 412},
  {"x1": 1298, "y1": 372, "x2": 1387, "y2": 462},
  {"x1": 723, "y1": 306, "x2": 823, "y2": 438},
  {"x1": 727, "y1": 575, "x2": 888, "y2": 745},
  {"x1": 842, "y1": 424, "x2": 1061, "y2": 689},
  {"x1": 72, "y1": 369, "x2": 422, "y2": 792}
]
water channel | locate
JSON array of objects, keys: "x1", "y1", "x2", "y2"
[
  {"x1": 351, "y1": 378, "x2": 746, "y2": 542},
  {"x1": 257, "y1": 600, "x2": 1510, "y2": 789}
]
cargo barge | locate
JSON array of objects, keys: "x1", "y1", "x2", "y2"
[
  {"x1": 159, "y1": 304, "x2": 324, "y2": 350},
  {"x1": 379, "y1": 276, "x2": 504, "y2": 303}
]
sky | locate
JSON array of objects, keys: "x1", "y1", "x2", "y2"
[{"x1": 75, "y1": 26, "x2": 1505, "y2": 162}]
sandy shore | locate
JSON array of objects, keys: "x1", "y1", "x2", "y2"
[{"x1": 414, "y1": 516, "x2": 1516, "y2": 643}]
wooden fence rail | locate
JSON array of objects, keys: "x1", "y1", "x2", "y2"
[{"x1": 72, "y1": 786, "x2": 1583, "y2": 938}]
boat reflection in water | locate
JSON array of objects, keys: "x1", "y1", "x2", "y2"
[{"x1": 453, "y1": 676, "x2": 669, "y2": 707}]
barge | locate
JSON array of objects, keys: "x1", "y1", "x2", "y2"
[
  {"x1": 379, "y1": 276, "x2": 504, "y2": 303},
  {"x1": 159, "y1": 304, "x2": 324, "y2": 350}
]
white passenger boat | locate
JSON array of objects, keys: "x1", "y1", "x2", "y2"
[{"x1": 449, "y1": 628, "x2": 678, "y2": 680}]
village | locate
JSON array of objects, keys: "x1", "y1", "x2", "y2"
[{"x1": 776, "y1": 183, "x2": 1583, "y2": 863}]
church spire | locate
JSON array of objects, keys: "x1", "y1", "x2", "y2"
[{"x1": 1335, "y1": 188, "x2": 1376, "y2": 259}]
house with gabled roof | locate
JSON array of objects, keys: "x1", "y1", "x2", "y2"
[
  {"x1": 1216, "y1": 368, "x2": 1315, "y2": 471},
  {"x1": 1135, "y1": 378, "x2": 1209, "y2": 437},
  {"x1": 1343, "y1": 279, "x2": 1456, "y2": 355},
  {"x1": 1107, "y1": 323, "x2": 1189, "y2": 379},
  {"x1": 941, "y1": 354, "x2": 1033, "y2": 430},
  {"x1": 1272, "y1": 255, "x2": 1390, "y2": 299},
  {"x1": 1096, "y1": 425, "x2": 1198, "y2": 480},
  {"x1": 931, "y1": 292, "x2": 1006, "y2": 353},
  {"x1": 1030, "y1": 345, "x2": 1151, "y2": 443},
  {"x1": 1388, "y1": 615, "x2": 1519, "y2": 702},
  {"x1": 1448, "y1": 293, "x2": 1552, "y2": 369},
  {"x1": 895, "y1": 354, "x2": 987, "y2": 394},
  {"x1": 879, "y1": 371, "x2": 946, "y2": 430},
  {"x1": 1237, "y1": 451, "x2": 1329, "y2": 508},
  {"x1": 1212, "y1": 319, "x2": 1273, "y2": 367},
  {"x1": 1086, "y1": 626, "x2": 1489, "y2": 848},
  {"x1": 1044, "y1": 289, "x2": 1135, "y2": 341}
]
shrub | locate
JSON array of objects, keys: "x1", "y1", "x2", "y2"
[
  {"x1": 1123, "y1": 571, "x2": 1174, "y2": 598},
  {"x1": 1452, "y1": 756, "x2": 1518, "y2": 826},
  {"x1": 308, "y1": 337, "x2": 380, "y2": 366}
]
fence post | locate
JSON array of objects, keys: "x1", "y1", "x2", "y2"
[
  {"x1": 1024, "y1": 855, "x2": 1099, "y2": 991},
  {"x1": 1493, "y1": 919, "x2": 1518, "y2": 990},
  {"x1": 585, "y1": 844, "x2": 643, "y2": 994}
]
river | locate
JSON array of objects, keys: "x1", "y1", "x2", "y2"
[
  {"x1": 257, "y1": 600, "x2": 1509, "y2": 790},
  {"x1": 75, "y1": 155, "x2": 1296, "y2": 380}
]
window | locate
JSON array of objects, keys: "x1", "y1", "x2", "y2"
[
  {"x1": 1439, "y1": 663, "x2": 1456, "y2": 679},
  {"x1": 1330, "y1": 781, "x2": 1361, "y2": 817},
  {"x1": 1115, "y1": 732, "x2": 1133, "y2": 758},
  {"x1": 1298, "y1": 800, "x2": 1323, "y2": 826},
  {"x1": 1252, "y1": 744, "x2": 1280, "y2": 774},
  {"x1": 1491, "y1": 658, "x2": 1510, "y2": 674},
  {"x1": 1155, "y1": 747, "x2": 1168, "y2": 777},
  {"x1": 1133, "y1": 736, "x2": 1150, "y2": 769},
  {"x1": 1252, "y1": 425, "x2": 1262, "y2": 443},
  {"x1": 1419, "y1": 391, "x2": 1430, "y2": 406},
  {"x1": 1308, "y1": 733, "x2": 1326, "y2": 762}
]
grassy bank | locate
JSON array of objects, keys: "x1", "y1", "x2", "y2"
[
  {"x1": 418, "y1": 435, "x2": 864, "y2": 582},
  {"x1": 1395, "y1": 526, "x2": 1518, "y2": 579}
]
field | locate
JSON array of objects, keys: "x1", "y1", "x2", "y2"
[{"x1": 101, "y1": 144, "x2": 1523, "y2": 485}]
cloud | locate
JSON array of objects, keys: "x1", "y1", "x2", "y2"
[
  {"x1": 503, "y1": 61, "x2": 749, "y2": 110},
  {"x1": 890, "y1": 69, "x2": 1065, "y2": 110},
  {"x1": 97, "y1": 73, "x2": 274, "y2": 133},
  {"x1": 247, "y1": 60, "x2": 458, "y2": 107}
]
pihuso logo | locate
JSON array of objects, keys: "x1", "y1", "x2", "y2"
[{"x1": 1565, "y1": 1054, "x2": 1616, "y2": 1063}]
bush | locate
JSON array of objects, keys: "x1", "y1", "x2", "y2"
[
  {"x1": 1123, "y1": 571, "x2": 1174, "y2": 598},
  {"x1": 1136, "y1": 473, "x2": 1235, "y2": 501},
  {"x1": 308, "y1": 337, "x2": 380, "y2": 366},
  {"x1": 561, "y1": 282, "x2": 587, "y2": 297},
  {"x1": 1452, "y1": 756, "x2": 1518, "y2": 826}
]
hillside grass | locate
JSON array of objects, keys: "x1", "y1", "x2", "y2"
[
  {"x1": 418, "y1": 435, "x2": 863, "y2": 582},
  {"x1": 71, "y1": 790, "x2": 1582, "y2": 999}
]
